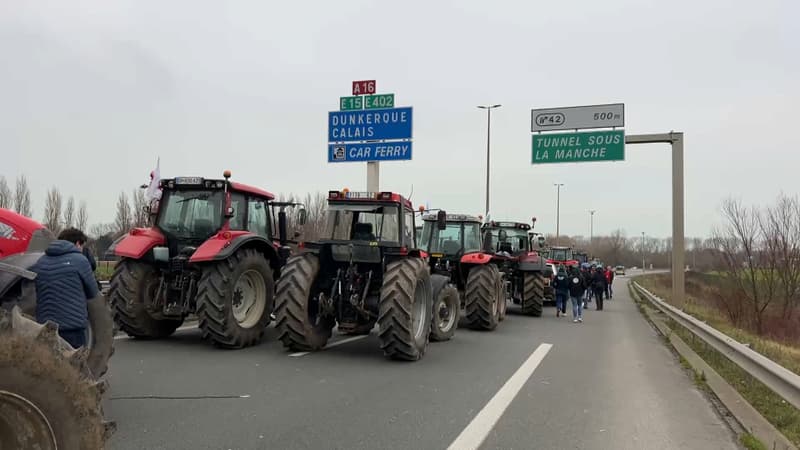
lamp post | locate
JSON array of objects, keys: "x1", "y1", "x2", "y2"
[
  {"x1": 554, "y1": 183, "x2": 564, "y2": 244},
  {"x1": 641, "y1": 232, "x2": 646, "y2": 272},
  {"x1": 589, "y1": 209, "x2": 596, "y2": 248},
  {"x1": 477, "y1": 104, "x2": 501, "y2": 217}
]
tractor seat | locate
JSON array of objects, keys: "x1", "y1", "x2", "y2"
[
  {"x1": 498, "y1": 241, "x2": 513, "y2": 254},
  {"x1": 441, "y1": 240, "x2": 461, "y2": 255},
  {"x1": 352, "y1": 222, "x2": 376, "y2": 241}
]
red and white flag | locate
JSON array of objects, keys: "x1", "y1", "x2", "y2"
[{"x1": 145, "y1": 157, "x2": 161, "y2": 201}]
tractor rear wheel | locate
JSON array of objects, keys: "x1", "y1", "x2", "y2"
[
  {"x1": 274, "y1": 254, "x2": 335, "y2": 351},
  {"x1": 430, "y1": 275, "x2": 458, "y2": 342},
  {"x1": 378, "y1": 259, "x2": 432, "y2": 361},
  {"x1": 197, "y1": 248, "x2": 273, "y2": 349},
  {"x1": 464, "y1": 264, "x2": 502, "y2": 330},
  {"x1": 498, "y1": 275, "x2": 508, "y2": 322},
  {"x1": 521, "y1": 272, "x2": 544, "y2": 317},
  {"x1": 110, "y1": 259, "x2": 183, "y2": 339},
  {"x1": 0, "y1": 307, "x2": 114, "y2": 450}
]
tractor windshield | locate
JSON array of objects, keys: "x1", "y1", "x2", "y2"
[
  {"x1": 324, "y1": 204, "x2": 400, "y2": 242},
  {"x1": 550, "y1": 248, "x2": 573, "y2": 261},
  {"x1": 157, "y1": 190, "x2": 224, "y2": 239},
  {"x1": 484, "y1": 227, "x2": 530, "y2": 253},
  {"x1": 420, "y1": 221, "x2": 482, "y2": 255}
]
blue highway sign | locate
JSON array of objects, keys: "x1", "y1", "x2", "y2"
[
  {"x1": 328, "y1": 107, "x2": 413, "y2": 142},
  {"x1": 328, "y1": 142, "x2": 412, "y2": 163}
]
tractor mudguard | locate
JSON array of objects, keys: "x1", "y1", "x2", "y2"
[
  {"x1": 518, "y1": 252, "x2": 547, "y2": 271},
  {"x1": 190, "y1": 232, "x2": 280, "y2": 269},
  {"x1": 460, "y1": 252, "x2": 492, "y2": 265},
  {"x1": 114, "y1": 228, "x2": 166, "y2": 259}
]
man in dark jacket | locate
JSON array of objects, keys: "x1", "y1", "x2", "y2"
[
  {"x1": 30, "y1": 228, "x2": 99, "y2": 348},
  {"x1": 568, "y1": 266, "x2": 585, "y2": 322},
  {"x1": 592, "y1": 266, "x2": 607, "y2": 311},
  {"x1": 553, "y1": 267, "x2": 570, "y2": 317}
]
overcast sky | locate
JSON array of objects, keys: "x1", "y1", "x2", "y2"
[{"x1": 1, "y1": 0, "x2": 797, "y2": 238}]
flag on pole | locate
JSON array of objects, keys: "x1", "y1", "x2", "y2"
[{"x1": 145, "y1": 157, "x2": 161, "y2": 201}]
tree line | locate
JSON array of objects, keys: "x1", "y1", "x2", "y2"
[{"x1": 0, "y1": 175, "x2": 90, "y2": 233}]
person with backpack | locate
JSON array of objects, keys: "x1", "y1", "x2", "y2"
[
  {"x1": 568, "y1": 266, "x2": 585, "y2": 322},
  {"x1": 553, "y1": 267, "x2": 570, "y2": 317},
  {"x1": 592, "y1": 266, "x2": 607, "y2": 311}
]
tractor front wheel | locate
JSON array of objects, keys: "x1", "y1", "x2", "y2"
[
  {"x1": 378, "y1": 259, "x2": 432, "y2": 361},
  {"x1": 464, "y1": 264, "x2": 503, "y2": 330},
  {"x1": 274, "y1": 254, "x2": 335, "y2": 351},
  {"x1": 196, "y1": 248, "x2": 274, "y2": 349},
  {"x1": 110, "y1": 259, "x2": 183, "y2": 339},
  {"x1": 521, "y1": 272, "x2": 545, "y2": 317},
  {"x1": 430, "y1": 275, "x2": 458, "y2": 342}
]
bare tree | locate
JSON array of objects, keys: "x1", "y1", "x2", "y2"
[
  {"x1": 712, "y1": 198, "x2": 776, "y2": 334},
  {"x1": 114, "y1": 191, "x2": 132, "y2": 236},
  {"x1": 42, "y1": 187, "x2": 63, "y2": 234},
  {"x1": 63, "y1": 196, "x2": 75, "y2": 228},
  {"x1": 132, "y1": 189, "x2": 149, "y2": 228},
  {"x1": 762, "y1": 195, "x2": 800, "y2": 320},
  {"x1": 77, "y1": 201, "x2": 89, "y2": 231},
  {"x1": 0, "y1": 176, "x2": 11, "y2": 209},
  {"x1": 14, "y1": 175, "x2": 32, "y2": 217}
]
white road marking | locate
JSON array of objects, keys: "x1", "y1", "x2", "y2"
[
  {"x1": 447, "y1": 343, "x2": 553, "y2": 450},
  {"x1": 288, "y1": 335, "x2": 369, "y2": 357},
  {"x1": 113, "y1": 324, "x2": 198, "y2": 340}
]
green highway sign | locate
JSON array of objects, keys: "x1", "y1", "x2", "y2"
[
  {"x1": 340, "y1": 96, "x2": 364, "y2": 111},
  {"x1": 364, "y1": 94, "x2": 395, "y2": 109},
  {"x1": 532, "y1": 130, "x2": 625, "y2": 164}
]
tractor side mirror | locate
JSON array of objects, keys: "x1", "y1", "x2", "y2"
[
  {"x1": 537, "y1": 236, "x2": 546, "y2": 248},
  {"x1": 298, "y1": 208, "x2": 308, "y2": 226},
  {"x1": 436, "y1": 210, "x2": 447, "y2": 231}
]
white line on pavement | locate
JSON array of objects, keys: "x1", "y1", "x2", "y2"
[
  {"x1": 288, "y1": 335, "x2": 369, "y2": 357},
  {"x1": 447, "y1": 342, "x2": 553, "y2": 450},
  {"x1": 113, "y1": 324, "x2": 198, "y2": 340}
]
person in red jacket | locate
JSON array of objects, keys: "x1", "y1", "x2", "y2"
[{"x1": 605, "y1": 265, "x2": 615, "y2": 299}]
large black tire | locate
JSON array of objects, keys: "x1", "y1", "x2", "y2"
[
  {"x1": 464, "y1": 264, "x2": 502, "y2": 330},
  {"x1": 430, "y1": 275, "x2": 458, "y2": 342},
  {"x1": 0, "y1": 307, "x2": 114, "y2": 450},
  {"x1": 521, "y1": 272, "x2": 545, "y2": 317},
  {"x1": 16, "y1": 287, "x2": 114, "y2": 379},
  {"x1": 197, "y1": 248, "x2": 274, "y2": 349},
  {"x1": 86, "y1": 295, "x2": 115, "y2": 378},
  {"x1": 378, "y1": 259, "x2": 432, "y2": 361},
  {"x1": 110, "y1": 259, "x2": 183, "y2": 339},
  {"x1": 498, "y1": 274, "x2": 508, "y2": 322},
  {"x1": 274, "y1": 254, "x2": 335, "y2": 351}
]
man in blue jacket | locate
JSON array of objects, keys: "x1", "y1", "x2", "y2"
[{"x1": 30, "y1": 228, "x2": 99, "y2": 348}]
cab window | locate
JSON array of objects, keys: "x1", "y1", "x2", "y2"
[{"x1": 248, "y1": 199, "x2": 270, "y2": 237}]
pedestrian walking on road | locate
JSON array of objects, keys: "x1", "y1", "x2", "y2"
[
  {"x1": 30, "y1": 228, "x2": 99, "y2": 348},
  {"x1": 592, "y1": 267, "x2": 607, "y2": 311},
  {"x1": 568, "y1": 266, "x2": 585, "y2": 322},
  {"x1": 553, "y1": 267, "x2": 569, "y2": 317},
  {"x1": 605, "y1": 266, "x2": 615, "y2": 299}
]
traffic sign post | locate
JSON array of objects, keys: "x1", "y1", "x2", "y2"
[
  {"x1": 329, "y1": 81, "x2": 413, "y2": 190},
  {"x1": 532, "y1": 130, "x2": 624, "y2": 164}
]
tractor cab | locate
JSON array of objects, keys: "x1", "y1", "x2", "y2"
[
  {"x1": 418, "y1": 213, "x2": 481, "y2": 279},
  {"x1": 546, "y1": 246, "x2": 579, "y2": 269},
  {"x1": 481, "y1": 221, "x2": 533, "y2": 257}
]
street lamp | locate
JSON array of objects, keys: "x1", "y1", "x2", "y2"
[
  {"x1": 641, "y1": 232, "x2": 646, "y2": 272},
  {"x1": 477, "y1": 104, "x2": 501, "y2": 217},
  {"x1": 589, "y1": 210, "x2": 596, "y2": 247},
  {"x1": 553, "y1": 183, "x2": 564, "y2": 244}
]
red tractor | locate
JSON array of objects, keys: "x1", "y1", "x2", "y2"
[
  {"x1": 274, "y1": 190, "x2": 433, "y2": 361},
  {"x1": 480, "y1": 220, "x2": 550, "y2": 317},
  {"x1": 546, "y1": 245, "x2": 579, "y2": 270},
  {"x1": 107, "y1": 171, "x2": 303, "y2": 349},
  {"x1": 418, "y1": 212, "x2": 505, "y2": 335}
]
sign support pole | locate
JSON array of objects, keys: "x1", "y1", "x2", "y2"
[
  {"x1": 367, "y1": 161, "x2": 379, "y2": 191},
  {"x1": 625, "y1": 132, "x2": 685, "y2": 309}
]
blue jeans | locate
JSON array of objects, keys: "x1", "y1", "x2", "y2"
[
  {"x1": 556, "y1": 293, "x2": 568, "y2": 313},
  {"x1": 59, "y1": 328, "x2": 87, "y2": 349},
  {"x1": 571, "y1": 296, "x2": 583, "y2": 319}
]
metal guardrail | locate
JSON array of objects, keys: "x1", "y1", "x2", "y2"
[{"x1": 632, "y1": 281, "x2": 800, "y2": 412}]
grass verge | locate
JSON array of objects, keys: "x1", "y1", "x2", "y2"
[{"x1": 739, "y1": 432, "x2": 768, "y2": 450}]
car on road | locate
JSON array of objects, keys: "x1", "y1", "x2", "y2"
[{"x1": 615, "y1": 265, "x2": 626, "y2": 275}]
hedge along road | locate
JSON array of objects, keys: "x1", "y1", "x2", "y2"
[{"x1": 104, "y1": 276, "x2": 739, "y2": 450}]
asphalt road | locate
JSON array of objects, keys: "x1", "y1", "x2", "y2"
[{"x1": 105, "y1": 275, "x2": 740, "y2": 450}]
